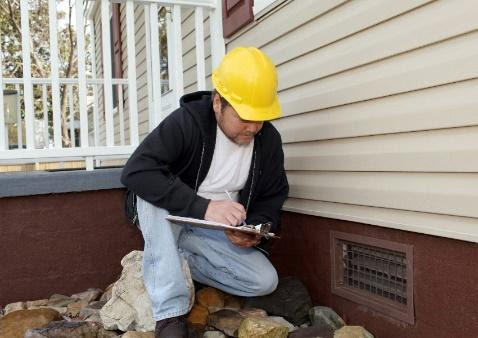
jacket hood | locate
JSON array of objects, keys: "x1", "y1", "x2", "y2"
[{"x1": 179, "y1": 91, "x2": 215, "y2": 137}]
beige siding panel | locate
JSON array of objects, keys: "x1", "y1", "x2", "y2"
[
  {"x1": 284, "y1": 126, "x2": 478, "y2": 172},
  {"x1": 227, "y1": 0, "x2": 347, "y2": 49},
  {"x1": 284, "y1": 199, "x2": 478, "y2": 244},
  {"x1": 273, "y1": 79, "x2": 478, "y2": 142},
  {"x1": 280, "y1": 31, "x2": 478, "y2": 116},
  {"x1": 287, "y1": 171, "x2": 478, "y2": 219},
  {"x1": 263, "y1": 0, "x2": 433, "y2": 66},
  {"x1": 277, "y1": 0, "x2": 478, "y2": 90}
]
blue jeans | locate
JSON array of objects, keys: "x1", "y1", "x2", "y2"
[{"x1": 136, "y1": 197, "x2": 278, "y2": 321}]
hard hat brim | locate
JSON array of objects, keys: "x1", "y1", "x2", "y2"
[{"x1": 230, "y1": 96, "x2": 282, "y2": 122}]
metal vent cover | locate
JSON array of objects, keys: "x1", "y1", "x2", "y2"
[{"x1": 331, "y1": 231, "x2": 414, "y2": 324}]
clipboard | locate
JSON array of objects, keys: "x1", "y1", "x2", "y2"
[{"x1": 166, "y1": 215, "x2": 278, "y2": 239}]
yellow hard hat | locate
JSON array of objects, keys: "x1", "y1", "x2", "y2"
[{"x1": 212, "y1": 47, "x2": 282, "y2": 121}]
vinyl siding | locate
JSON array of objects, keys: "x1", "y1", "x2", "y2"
[{"x1": 226, "y1": 0, "x2": 478, "y2": 242}]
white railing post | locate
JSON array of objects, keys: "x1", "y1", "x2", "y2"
[
  {"x1": 20, "y1": 0, "x2": 35, "y2": 149},
  {"x1": 0, "y1": 44, "x2": 5, "y2": 151},
  {"x1": 42, "y1": 85, "x2": 49, "y2": 148},
  {"x1": 210, "y1": 0, "x2": 226, "y2": 69},
  {"x1": 101, "y1": 0, "x2": 114, "y2": 146},
  {"x1": 76, "y1": 0, "x2": 89, "y2": 148},
  {"x1": 126, "y1": 0, "x2": 139, "y2": 146},
  {"x1": 172, "y1": 5, "x2": 184, "y2": 102},
  {"x1": 15, "y1": 84, "x2": 23, "y2": 150},
  {"x1": 195, "y1": 7, "x2": 206, "y2": 91},
  {"x1": 68, "y1": 85, "x2": 75, "y2": 147},
  {"x1": 49, "y1": 0, "x2": 62, "y2": 148},
  {"x1": 88, "y1": 19, "x2": 100, "y2": 147},
  {"x1": 150, "y1": 3, "x2": 162, "y2": 127},
  {"x1": 118, "y1": 85, "x2": 125, "y2": 146}
]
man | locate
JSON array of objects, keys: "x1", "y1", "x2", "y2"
[{"x1": 121, "y1": 46, "x2": 288, "y2": 338}]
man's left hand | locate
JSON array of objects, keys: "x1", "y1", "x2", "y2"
[{"x1": 225, "y1": 230, "x2": 261, "y2": 248}]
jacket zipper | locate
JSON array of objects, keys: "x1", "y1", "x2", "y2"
[
  {"x1": 194, "y1": 141, "x2": 206, "y2": 191},
  {"x1": 245, "y1": 150, "x2": 257, "y2": 214}
]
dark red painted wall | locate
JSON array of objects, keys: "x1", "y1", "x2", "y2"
[
  {"x1": 268, "y1": 212, "x2": 478, "y2": 338},
  {"x1": 0, "y1": 189, "x2": 143, "y2": 305}
]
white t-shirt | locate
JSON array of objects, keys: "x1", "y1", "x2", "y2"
[{"x1": 197, "y1": 125, "x2": 254, "y2": 202}]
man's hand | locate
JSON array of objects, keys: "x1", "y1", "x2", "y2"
[
  {"x1": 204, "y1": 200, "x2": 246, "y2": 226},
  {"x1": 225, "y1": 230, "x2": 261, "y2": 248}
]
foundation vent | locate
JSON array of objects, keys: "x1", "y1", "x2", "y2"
[{"x1": 331, "y1": 231, "x2": 414, "y2": 324}]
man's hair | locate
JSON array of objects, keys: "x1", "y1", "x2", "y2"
[{"x1": 212, "y1": 89, "x2": 230, "y2": 110}]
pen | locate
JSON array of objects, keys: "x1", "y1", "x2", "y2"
[{"x1": 225, "y1": 190, "x2": 248, "y2": 227}]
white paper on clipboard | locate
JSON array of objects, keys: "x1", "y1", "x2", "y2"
[{"x1": 165, "y1": 215, "x2": 277, "y2": 238}]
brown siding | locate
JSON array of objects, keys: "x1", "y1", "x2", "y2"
[
  {"x1": 0, "y1": 190, "x2": 143, "y2": 305},
  {"x1": 268, "y1": 212, "x2": 478, "y2": 337}
]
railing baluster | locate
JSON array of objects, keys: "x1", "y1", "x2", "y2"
[
  {"x1": 42, "y1": 85, "x2": 49, "y2": 149},
  {"x1": 76, "y1": 0, "x2": 88, "y2": 148},
  {"x1": 126, "y1": 0, "x2": 139, "y2": 146},
  {"x1": 101, "y1": 0, "x2": 114, "y2": 146},
  {"x1": 195, "y1": 7, "x2": 206, "y2": 91},
  {"x1": 172, "y1": 5, "x2": 184, "y2": 102},
  {"x1": 118, "y1": 85, "x2": 125, "y2": 146},
  {"x1": 68, "y1": 85, "x2": 75, "y2": 147},
  {"x1": 20, "y1": 0, "x2": 35, "y2": 149},
  {"x1": 88, "y1": 19, "x2": 100, "y2": 147},
  {"x1": 15, "y1": 84, "x2": 23, "y2": 150},
  {"x1": 0, "y1": 44, "x2": 5, "y2": 151},
  {"x1": 49, "y1": 0, "x2": 62, "y2": 148},
  {"x1": 209, "y1": 0, "x2": 225, "y2": 69},
  {"x1": 150, "y1": 3, "x2": 162, "y2": 127}
]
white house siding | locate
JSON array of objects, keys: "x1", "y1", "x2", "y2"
[{"x1": 226, "y1": 0, "x2": 478, "y2": 243}]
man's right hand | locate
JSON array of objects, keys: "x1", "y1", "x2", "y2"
[{"x1": 204, "y1": 200, "x2": 246, "y2": 226}]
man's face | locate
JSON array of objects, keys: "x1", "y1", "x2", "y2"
[{"x1": 213, "y1": 94, "x2": 264, "y2": 145}]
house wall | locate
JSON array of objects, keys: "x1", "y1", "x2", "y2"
[
  {"x1": 269, "y1": 212, "x2": 478, "y2": 338},
  {"x1": 225, "y1": 0, "x2": 478, "y2": 243},
  {"x1": 0, "y1": 188, "x2": 143, "y2": 306}
]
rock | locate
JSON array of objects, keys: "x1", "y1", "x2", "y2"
[
  {"x1": 85, "y1": 313, "x2": 103, "y2": 324},
  {"x1": 238, "y1": 317, "x2": 289, "y2": 338},
  {"x1": 24, "y1": 320, "x2": 118, "y2": 338},
  {"x1": 196, "y1": 287, "x2": 225, "y2": 313},
  {"x1": 4, "y1": 301, "x2": 26, "y2": 314},
  {"x1": 48, "y1": 294, "x2": 76, "y2": 307},
  {"x1": 100, "y1": 283, "x2": 115, "y2": 303},
  {"x1": 203, "y1": 331, "x2": 227, "y2": 338},
  {"x1": 267, "y1": 316, "x2": 296, "y2": 332},
  {"x1": 44, "y1": 306, "x2": 67, "y2": 315},
  {"x1": 67, "y1": 299, "x2": 89, "y2": 317},
  {"x1": 238, "y1": 308, "x2": 268, "y2": 318},
  {"x1": 71, "y1": 288, "x2": 103, "y2": 303},
  {"x1": 334, "y1": 326, "x2": 374, "y2": 338},
  {"x1": 100, "y1": 251, "x2": 156, "y2": 331},
  {"x1": 243, "y1": 276, "x2": 312, "y2": 326},
  {"x1": 289, "y1": 326, "x2": 333, "y2": 338},
  {"x1": 26, "y1": 300, "x2": 49, "y2": 309},
  {"x1": 309, "y1": 306, "x2": 345, "y2": 335},
  {"x1": 208, "y1": 309, "x2": 244, "y2": 337},
  {"x1": 122, "y1": 332, "x2": 155, "y2": 338},
  {"x1": 188, "y1": 322, "x2": 206, "y2": 338},
  {"x1": 0, "y1": 308, "x2": 61, "y2": 338},
  {"x1": 223, "y1": 294, "x2": 243, "y2": 311},
  {"x1": 80, "y1": 301, "x2": 106, "y2": 320},
  {"x1": 187, "y1": 304, "x2": 209, "y2": 326}
]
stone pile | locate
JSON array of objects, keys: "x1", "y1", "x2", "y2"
[{"x1": 0, "y1": 250, "x2": 373, "y2": 338}]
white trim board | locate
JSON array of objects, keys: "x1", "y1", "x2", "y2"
[{"x1": 284, "y1": 198, "x2": 478, "y2": 244}]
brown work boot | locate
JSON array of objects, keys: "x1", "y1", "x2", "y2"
[{"x1": 155, "y1": 315, "x2": 188, "y2": 338}]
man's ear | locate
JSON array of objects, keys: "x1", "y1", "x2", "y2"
[{"x1": 212, "y1": 93, "x2": 222, "y2": 114}]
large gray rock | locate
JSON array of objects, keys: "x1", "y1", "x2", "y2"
[
  {"x1": 24, "y1": 320, "x2": 118, "y2": 338},
  {"x1": 243, "y1": 277, "x2": 313, "y2": 326},
  {"x1": 309, "y1": 306, "x2": 345, "y2": 335},
  {"x1": 100, "y1": 250, "x2": 194, "y2": 332},
  {"x1": 238, "y1": 317, "x2": 289, "y2": 338}
]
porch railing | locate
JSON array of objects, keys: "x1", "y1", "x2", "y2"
[{"x1": 0, "y1": 0, "x2": 225, "y2": 170}]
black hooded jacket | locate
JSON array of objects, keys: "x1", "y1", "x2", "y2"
[{"x1": 120, "y1": 91, "x2": 289, "y2": 233}]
